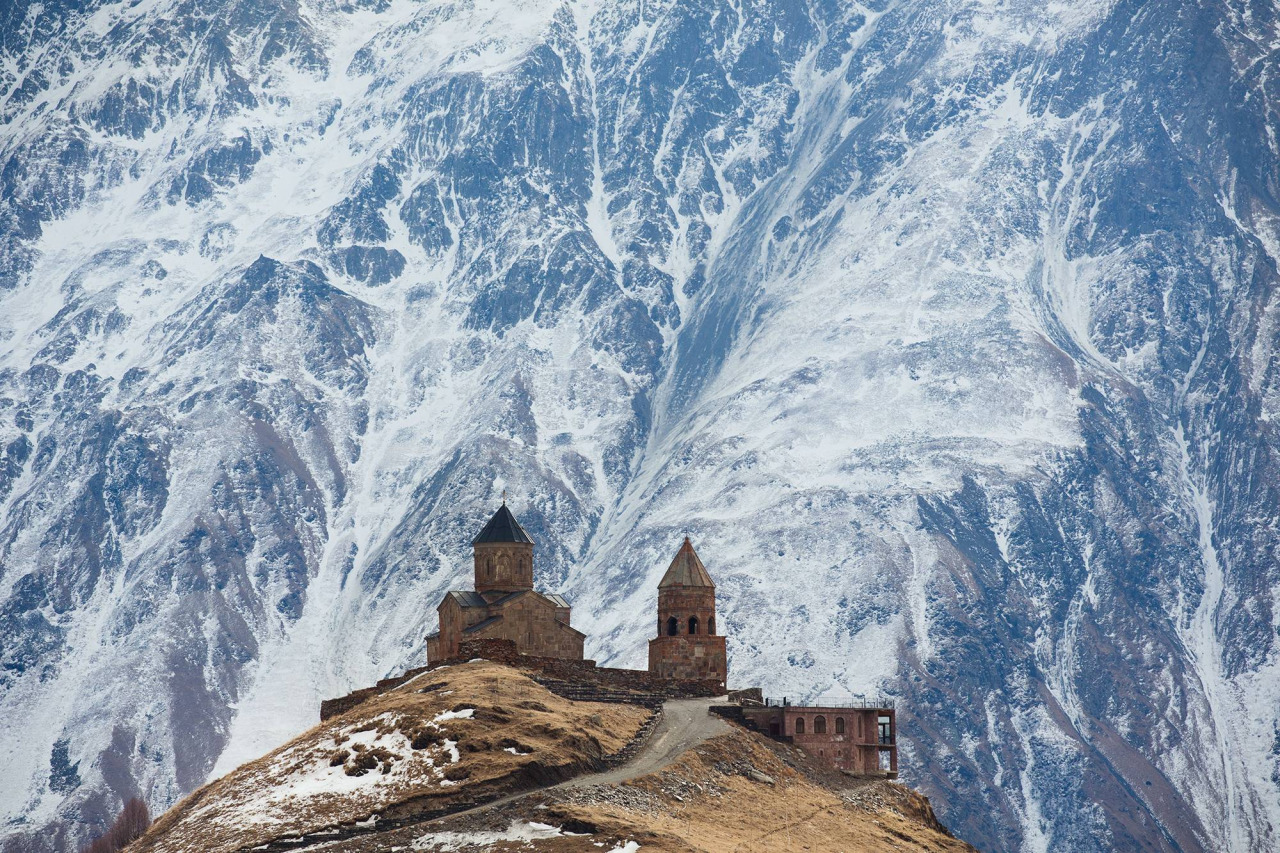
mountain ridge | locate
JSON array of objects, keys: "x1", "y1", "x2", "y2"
[{"x1": 2, "y1": 0, "x2": 1279, "y2": 851}]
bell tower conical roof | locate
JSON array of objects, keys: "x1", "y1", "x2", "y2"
[
  {"x1": 658, "y1": 536, "x2": 714, "y2": 588},
  {"x1": 472, "y1": 503, "x2": 535, "y2": 545}
]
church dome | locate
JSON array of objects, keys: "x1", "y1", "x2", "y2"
[{"x1": 472, "y1": 504, "x2": 535, "y2": 545}]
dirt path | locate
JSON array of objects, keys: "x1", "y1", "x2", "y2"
[
  {"x1": 418, "y1": 697, "x2": 729, "y2": 820},
  {"x1": 270, "y1": 697, "x2": 728, "y2": 851},
  {"x1": 564, "y1": 697, "x2": 728, "y2": 788}
]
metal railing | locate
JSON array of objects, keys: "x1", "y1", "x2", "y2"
[{"x1": 761, "y1": 696, "x2": 896, "y2": 710}]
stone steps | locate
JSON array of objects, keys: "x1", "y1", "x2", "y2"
[{"x1": 532, "y1": 676, "x2": 667, "y2": 709}]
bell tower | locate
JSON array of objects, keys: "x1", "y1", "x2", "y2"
[
  {"x1": 648, "y1": 537, "x2": 727, "y2": 688},
  {"x1": 472, "y1": 503, "x2": 535, "y2": 595}
]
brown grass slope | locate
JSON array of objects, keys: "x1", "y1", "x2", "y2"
[
  {"x1": 539, "y1": 728, "x2": 979, "y2": 852},
  {"x1": 275, "y1": 699, "x2": 975, "y2": 852},
  {"x1": 130, "y1": 662, "x2": 649, "y2": 853},
  {"x1": 323, "y1": 728, "x2": 978, "y2": 852}
]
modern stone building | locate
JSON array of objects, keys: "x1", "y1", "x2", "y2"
[
  {"x1": 425, "y1": 504, "x2": 585, "y2": 664},
  {"x1": 740, "y1": 701, "x2": 897, "y2": 775},
  {"x1": 647, "y1": 537, "x2": 727, "y2": 689}
]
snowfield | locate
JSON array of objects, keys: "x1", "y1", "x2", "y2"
[{"x1": 2, "y1": 0, "x2": 1279, "y2": 851}]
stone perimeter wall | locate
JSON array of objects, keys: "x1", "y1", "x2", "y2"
[
  {"x1": 450, "y1": 638, "x2": 721, "y2": 698},
  {"x1": 320, "y1": 638, "x2": 720, "y2": 721},
  {"x1": 319, "y1": 664, "x2": 434, "y2": 720}
]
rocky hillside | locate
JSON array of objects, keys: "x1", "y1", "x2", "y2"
[
  {"x1": 130, "y1": 661, "x2": 651, "y2": 853},
  {"x1": 130, "y1": 660, "x2": 971, "y2": 852}
]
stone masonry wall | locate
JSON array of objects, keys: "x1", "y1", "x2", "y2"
[
  {"x1": 737, "y1": 705, "x2": 897, "y2": 776},
  {"x1": 473, "y1": 542, "x2": 533, "y2": 593},
  {"x1": 454, "y1": 639, "x2": 721, "y2": 698},
  {"x1": 321, "y1": 638, "x2": 721, "y2": 721},
  {"x1": 481, "y1": 595, "x2": 584, "y2": 660},
  {"x1": 647, "y1": 635, "x2": 727, "y2": 688},
  {"x1": 656, "y1": 587, "x2": 716, "y2": 636}
]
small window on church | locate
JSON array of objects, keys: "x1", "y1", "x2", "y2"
[
  {"x1": 708, "y1": 616, "x2": 715, "y2": 634},
  {"x1": 667, "y1": 616, "x2": 679, "y2": 636},
  {"x1": 814, "y1": 715, "x2": 827, "y2": 734},
  {"x1": 688, "y1": 616, "x2": 699, "y2": 635},
  {"x1": 835, "y1": 717, "x2": 845, "y2": 734},
  {"x1": 795, "y1": 717, "x2": 805, "y2": 735}
]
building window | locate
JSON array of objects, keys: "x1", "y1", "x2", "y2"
[
  {"x1": 814, "y1": 715, "x2": 827, "y2": 734},
  {"x1": 708, "y1": 616, "x2": 716, "y2": 634},
  {"x1": 835, "y1": 717, "x2": 845, "y2": 735},
  {"x1": 667, "y1": 616, "x2": 679, "y2": 636},
  {"x1": 795, "y1": 717, "x2": 805, "y2": 735},
  {"x1": 858, "y1": 716, "x2": 863, "y2": 738},
  {"x1": 689, "y1": 616, "x2": 699, "y2": 634},
  {"x1": 878, "y1": 715, "x2": 893, "y2": 746}
]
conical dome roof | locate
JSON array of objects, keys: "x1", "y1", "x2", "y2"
[
  {"x1": 658, "y1": 537, "x2": 714, "y2": 588},
  {"x1": 472, "y1": 504, "x2": 535, "y2": 545}
]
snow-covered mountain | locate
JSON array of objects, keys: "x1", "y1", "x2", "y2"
[{"x1": 2, "y1": 0, "x2": 1279, "y2": 850}]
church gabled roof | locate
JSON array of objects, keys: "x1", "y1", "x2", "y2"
[
  {"x1": 658, "y1": 537, "x2": 715, "y2": 588},
  {"x1": 445, "y1": 590, "x2": 488, "y2": 609},
  {"x1": 472, "y1": 503, "x2": 535, "y2": 545},
  {"x1": 488, "y1": 589, "x2": 571, "y2": 611}
]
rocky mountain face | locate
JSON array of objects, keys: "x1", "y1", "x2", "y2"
[{"x1": 2, "y1": 0, "x2": 1279, "y2": 850}]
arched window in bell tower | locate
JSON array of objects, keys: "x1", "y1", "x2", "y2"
[
  {"x1": 708, "y1": 616, "x2": 715, "y2": 634},
  {"x1": 688, "y1": 616, "x2": 699, "y2": 635},
  {"x1": 666, "y1": 616, "x2": 679, "y2": 636}
]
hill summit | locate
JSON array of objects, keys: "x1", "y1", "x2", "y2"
[{"x1": 131, "y1": 660, "x2": 970, "y2": 852}]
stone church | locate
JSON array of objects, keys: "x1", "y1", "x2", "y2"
[
  {"x1": 425, "y1": 505, "x2": 727, "y2": 690},
  {"x1": 647, "y1": 537, "x2": 728, "y2": 683},
  {"x1": 425, "y1": 504, "x2": 585, "y2": 663}
]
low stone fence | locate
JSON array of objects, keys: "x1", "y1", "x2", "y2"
[
  {"x1": 603, "y1": 706, "x2": 664, "y2": 768},
  {"x1": 447, "y1": 639, "x2": 721, "y2": 700},
  {"x1": 320, "y1": 665, "x2": 432, "y2": 721},
  {"x1": 710, "y1": 704, "x2": 777, "y2": 736},
  {"x1": 319, "y1": 638, "x2": 720, "y2": 721}
]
